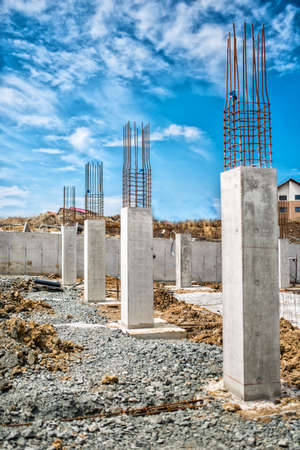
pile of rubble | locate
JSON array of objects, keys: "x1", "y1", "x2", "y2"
[
  {"x1": 0, "y1": 317, "x2": 83, "y2": 383},
  {"x1": 0, "y1": 287, "x2": 53, "y2": 319}
]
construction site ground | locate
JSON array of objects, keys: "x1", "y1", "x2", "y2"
[{"x1": 0, "y1": 276, "x2": 299, "y2": 449}]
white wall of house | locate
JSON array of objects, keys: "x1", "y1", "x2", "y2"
[{"x1": 278, "y1": 180, "x2": 300, "y2": 201}]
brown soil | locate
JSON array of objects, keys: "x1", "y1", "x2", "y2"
[
  {"x1": 101, "y1": 374, "x2": 119, "y2": 385},
  {"x1": 280, "y1": 221, "x2": 300, "y2": 243},
  {"x1": 100, "y1": 304, "x2": 121, "y2": 322},
  {"x1": 2, "y1": 211, "x2": 300, "y2": 243},
  {"x1": 105, "y1": 276, "x2": 120, "y2": 300},
  {"x1": 280, "y1": 318, "x2": 300, "y2": 389},
  {"x1": 0, "y1": 281, "x2": 53, "y2": 318},
  {"x1": 154, "y1": 288, "x2": 223, "y2": 346},
  {"x1": 208, "y1": 384, "x2": 300, "y2": 422},
  {"x1": 0, "y1": 317, "x2": 83, "y2": 376},
  {"x1": 0, "y1": 212, "x2": 222, "y2": 241}
]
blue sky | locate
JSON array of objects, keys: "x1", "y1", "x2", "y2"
[{"x1": 0, "y1": 0, "x2": 299, "y2": 220}]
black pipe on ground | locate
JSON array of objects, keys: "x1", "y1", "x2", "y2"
[{"x1": 34, "y1": 279, "x2": 61, "y2": 288}]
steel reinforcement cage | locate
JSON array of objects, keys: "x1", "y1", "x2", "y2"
[
  {"x1": 63, "y1": 185, "x2": 76, "y2": 225},
  {"x1": 224, "y1": 23, "x2": 272, "y2": 170},
  {"x1": 85, "y1": 161, "x2": 104, "y2": 219},
  {"x1": 122, "y1": 121, "x2": 151, "y2": 208}
]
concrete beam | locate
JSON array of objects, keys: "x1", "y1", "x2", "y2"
[
  {"x1": 121, "y1": 207, "x2": 153, "y2": 329},
  {"x1": 84, "y1": 220, "x2": 105, "y2": 303},
  {"x1": 62, "y1": 225, "x2": 77, "y2": 286},
  {"x1": 176, "y1": 233, "x2": 192, "y2": 288},
  {"x1": 221, "y1": 166, "x2": 280, "y2": 401}
]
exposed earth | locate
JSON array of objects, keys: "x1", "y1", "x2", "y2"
[{"x1": 0, "y1": 276, "x2": 299, "y2": 449}]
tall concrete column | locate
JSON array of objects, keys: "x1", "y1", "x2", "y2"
[
  {"x1": 61, "y1": 225, "x2": 77, "y2": 286},
  {"x1": 221, "y1": 166, "x2": 280, "y2": 400},
  {"x1": 121, "y1": 207, "x2": 153, "y2": 329},
  {"x1": 278, "y1": 239, "x2": 290, "y2": 289},
  {"x1": 84, "y1": 220, "x2": 105, "y2": 303},
  {"x1": 176, "y1": 233, "x2": 192, "y2": 289}
]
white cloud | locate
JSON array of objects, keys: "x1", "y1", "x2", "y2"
[
  {"x1": 0, "y1": 74, "x2": 61, "y2": 129},
  {"x1": 268, "y1": 4, "x2": 300, "y2": 73},
  {"x1": 152, "y1": 124, "x2": 201, "y2": 141},
  {"x1": 33, "y1": 148, "x2": 63, "y2": 154},
  {"x1": 3, "y1": 0, "x2": 46, "y2": 15},
  {"x1": 56, "y1": 165, "x2": 77, "y2": 172},
  {"x1": 104, "y1": 196, "x2": 122, "y2": 216},
  {"x1": 0, "y1": 186, "x2": 28, "y2": 198},
  {"x1": 60, "y1": 152, "x2": 85, "y2": 168},
  {"x1": 0, "y1": 185, "x2": 29, "y2": 210},
  {"x1": 89, "y1": 0, "x2": 115, "y2": 39},
  {"x1": 68, "y1": 127, "x2": 92, "y2": 151},
  {"x1": 106, "y1": 123, "x2": 209, "y2": 147}
]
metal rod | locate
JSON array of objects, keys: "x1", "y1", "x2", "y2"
[
  {"x1": 224, "y1": 23, "x2": 272, "y2": 170},
  {"x1": 122, "y1": 121, "x2": 151, "y2": 208},
  {"x1": 84, "y1": 161, "x2": 104, "y2": 219}
]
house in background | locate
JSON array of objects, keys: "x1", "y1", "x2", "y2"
[{"x1": 278, "y1": 178, "x2": 300, "y2": 222}]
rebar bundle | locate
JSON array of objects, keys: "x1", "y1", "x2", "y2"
[
  {"x1": 122, "y1": 121, "x2": 151, "y2": 208},
  {"x1": 85, "y1": 161, "x2": 104, "y2": 219},
  {"x1": 63, "y1": 186, "x2": 76, "y2": 225},
  {"x1": 224, "y1": 23, "x2": 272, "y2": 170}
]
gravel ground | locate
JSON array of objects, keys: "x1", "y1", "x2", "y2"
[{"x1": 0, "y1": 276, "x2": 299, "y2": 449}]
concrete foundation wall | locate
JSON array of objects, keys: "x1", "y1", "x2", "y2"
[{"x1": 0, "y1": 231, "x2": 298, "y2": 283}]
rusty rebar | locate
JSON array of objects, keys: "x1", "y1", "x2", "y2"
[
  {"x1": 85, "y1": 161, "x2": 104, "y2": 219},
  {"x1": 224, "y1": 23, "x2": 272, "y2": 170},
  {"x1": 122, "y1": 121, "x2": 151, "y2": 208}
]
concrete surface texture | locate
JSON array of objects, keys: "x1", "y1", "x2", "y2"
[
  {"x1": 84, "y1": 220, "x2": 105, "y2": 303},
  {"x1": 61, "y1": 225, "x2": 77, "y2": 286},
  {"x1": 279, "y1": 239, "x2": 290, "y2": 289},
  {"x1": 176, "y1": 233, "x2": 192, "y2": 288},
  {"x1": 0, "y1": 232, "x2": 299, "y2": 283},
  {"x1": 121, "y1": 207, "x2": 154, "y2": 329},
  {"x1": 221, "y1": 166, "x2": 281, "y2": 401}
]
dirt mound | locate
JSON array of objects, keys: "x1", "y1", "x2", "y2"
[
  {"x1": 153, "y1": 219, "x2": 221, "y2": 240},
  {"x1": 0, "y1": 318, "x2": 83, "y2": 376},
  {"x1": 0, "y1": 281, "x2": 53, "y2": 318},
  {"x1": 0, "y1": 213, "x2": 222, "y2": 240},
  {"x1": 280, "y1": 318, "x2": 300, "y2": 389},
  {"x1": 154, "y1": 288, "x2": 178, "y2": 311},
  {"x1": 154, "y1": 288, "x2": 223, "y2": 346}
]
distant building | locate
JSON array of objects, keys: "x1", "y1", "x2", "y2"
[{"x1": 278, "y1": 178, "x2": 300, "y2": 222}]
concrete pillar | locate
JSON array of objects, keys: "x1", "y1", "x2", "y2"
[
  {"x1": 61, "y1": 225, "x2": 77, "y2": 286},
  {"x1": 278, "y1": 239, "x2": 290, "y2": 289},
  {"x1": 84, "y1": 220, "x2": 105, "y2": 303},
  {"x1": 176, "y1": 233, "x2": 192, "y2": 288},
  {"x1": 221, "y1": 167, "x2": 280, "y2": 401},
  {"x1": 23, "y1": 221, "x2": 31, "y2": 232},
  {"x1": 121, "y1": 207, "x2": 153, "y2": 329}
]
